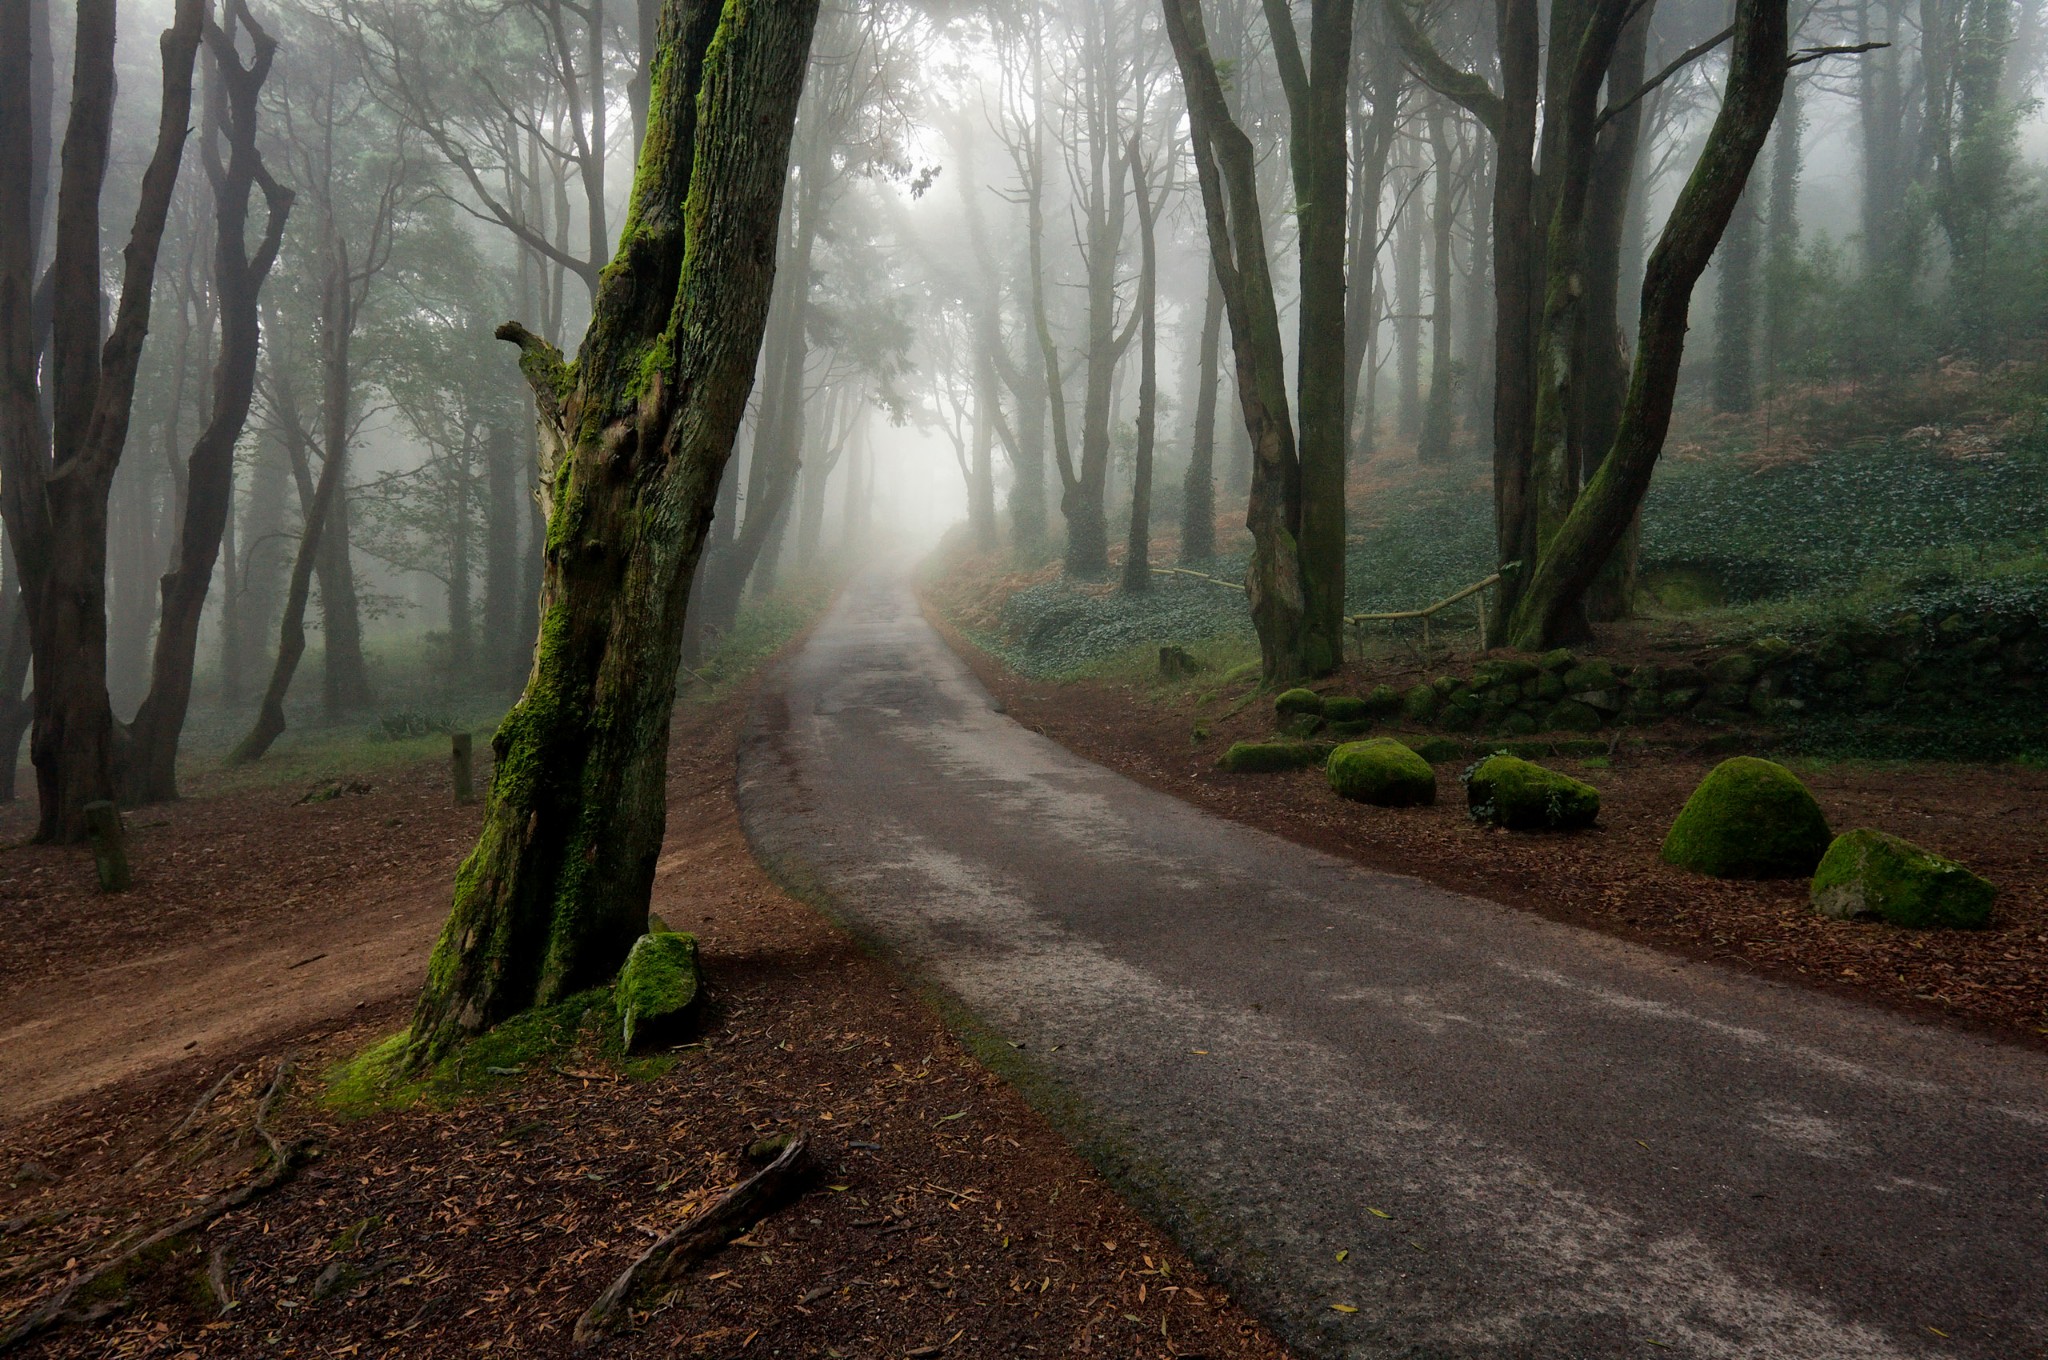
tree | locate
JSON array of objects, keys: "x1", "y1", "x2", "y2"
[
  {"x1": 1505, "y1": 0, "x2": 1790, "y2": 646},
  {"x1": 0, "y1": 0, "x2": 205, "y2": 842},
  {"x1": 1120, "y1": 134, "x2": 1161, "y2": 593},
  {"x1": 407, "y1": 0, "x2": 822, "y2": 1062},
  {"x1": 1162, "y1": 0, "x2": 1353, "y2": 682},
  {"x1": 126, "y1": 0, "x2": 294, "y2": 804}
]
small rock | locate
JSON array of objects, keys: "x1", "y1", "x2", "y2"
[
  {"x1": 1326, "y1": 738, "x2": 1437, "y2": 807},
  {"x1": 1463, "y1": 755, "x2": 1600, "y2": 830},
  {"x1": 614, "y1": 931, "x2": 702, "y2": 1051},
  {"x1": 1812, "y1": 830, "x2": 1994, "y2": 929}
]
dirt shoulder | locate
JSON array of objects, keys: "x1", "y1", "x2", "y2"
[
  {"x1": 925, "y1": 605, "x2": 2048, "y2": 1047},
  {"x1": 0, "y1": 691, "x2": 1292, "y2": 1360}
]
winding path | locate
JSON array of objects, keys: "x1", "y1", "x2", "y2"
[{"x1": 737, "y1": 563, "x2": 2048, "y2": 1360}]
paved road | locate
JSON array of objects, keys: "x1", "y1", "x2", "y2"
[{"x1": 736, "y1": 564, "x2": 2048, "y2": 1360}]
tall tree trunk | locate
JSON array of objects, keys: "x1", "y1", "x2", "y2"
[
  {"x1": 408, "y1": 0, "x2": 820, "y2": 1063},
  {"x1": 0, "y1": 0, "x2": 204, "y2": 842},
  {"x1": 1180, "y1": 269, "x2": 1222, "y2": 561},
  {"x1": 225, "y1": 384, "x2": 344, "y2": 765},
  {"x1": 446, "y1": 430, "x2": 475, "y2": 677},
  {"x1": 1711, "y1": 180, "x2": 1760, "y2": 413},
  {"x1": 1507, "y1": 0, "x2": 1788, "y2": 647},
  {"x1": 1121, "y1": 138, "x2": 1158, "y2": 593},
  {"x1": 1417, "y1": 102, "x2": 1458, "y2": 465},
  {"x1": 481, "y1": 417, "x2": 523, "y2": 685},
  {"x1": 126, "y1": 0, "x2": 290, "y2": 803},
  {"x1": 1393, "y1": 158, "x2": 1423, "y2": 439},
  {"x1": 1164, "y1": 0, "x2": 1351, "y2": 682},
  {"x1": 1762, "y1": 75, "x2": 1803, "y2": 384},
  {"x1": 1577, "y1": 4, "x2": 1650, "y2": 622}
]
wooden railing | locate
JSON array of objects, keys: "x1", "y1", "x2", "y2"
[{"x1": 1150, "y1": 561, "x2": 1516, "y2": 651}]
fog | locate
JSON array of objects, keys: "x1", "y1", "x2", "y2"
[{"x1": 4, "y1": 0, "x2": 2046, "y2": 817}]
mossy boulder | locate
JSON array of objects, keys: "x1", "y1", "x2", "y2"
[
  {"x1": 1545, "y1": 700, "x2": 1605, "y2": 732},
  {"x1": 1274, "y1": 688, "x2": 1325, "y2": 717},
  {"x1": 1411, "y1": 736, "x2": 1468, "y2": 764},
  {"x1": 1401, "y1": 683, "x2": 1441, "y2": 721},
  {"x1": 1362, "y1": 684, "x2": 1403, "y2": 714},
  {"x1": 1323, "y1": 695, "x2": 1371, "y2": 724},
  {"x1": 1326, "y1": 738, "x2": 1437, "y2": 807},
  {"x1": 1562, "y1": 660, "x2": 1619, "y2": 693},
  {"x1": 1538, "y1": 648, "x2": 1578, "y2": 673},
  {"x1": 614, "y1": 931, "x2": 701, "y2": 1051},
  {"x1": 1811, "y1": 830, "x2": 1995, "y2": 929},
  {"x1": 1463, "y1": 754, "x2": 1600, "y2": 830},
  {"x1": 1217, "y1": 740, "x2": 1331, "y2": 773},
  {"x1": 1474, "y1": 659, "x2": 1539, "y2": 687},
  {"x1": 1661, "y1": 757, "x2": 1830, "y2": 878}
]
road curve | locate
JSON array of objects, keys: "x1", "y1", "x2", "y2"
[{"x1": 736, "y1": 563, "x2": 2048, "y2": 1360}]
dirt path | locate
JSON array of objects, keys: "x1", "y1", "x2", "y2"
[
  {"x1": 739, "y1": 562, "x2": 2048, "y2": 1360},
  {"x1": 1, "y1": 693, "x2": 1292, "y2": 1360},
  {"x1": 0, "y1": 759, "x2": 481, "y2": 1118}
]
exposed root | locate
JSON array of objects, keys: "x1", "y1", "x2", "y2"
[
  {"x1": 0, "y1": 1060, "x2": 308, "y2": 1353},
  {"x1": 573, "y1": 1133, "x2": 815, "y2": 1345}
]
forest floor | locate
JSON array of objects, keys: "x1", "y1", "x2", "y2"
[
  {"x1": 923, "y1": 598, "x2": 2048, "y2": 1048},
  {"x1": 0, "y1": 685, "x2": 1291, "y2": 1358}
]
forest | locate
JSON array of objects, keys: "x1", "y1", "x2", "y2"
[{"x1": 2, "y1": 0, "x2": 2046, "y2": 1355}]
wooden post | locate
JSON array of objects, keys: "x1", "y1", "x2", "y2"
[
  {"x1": 451, "y1": 732, "x2": 474, "y2": 804},
  {"x1": 83, "y1": 801, "x2": 132, "y2": 893}
]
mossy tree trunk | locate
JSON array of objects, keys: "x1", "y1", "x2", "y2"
[
  {"x1": 1506, "y1": 0, "x2": 1788, "y2": 648},
  {"x1": 1179, "y1": 271, "x2": 1221, "y2": 562},
  {"x1": 407, "y1": 0, "x2": 821, "y2": 1065},
  {"x1": 1163, "y1": 0, "x2": 1351, "y2": 684},
  {"x1": 1120, "y1": 135, "x2": 1158, "y2": 594}
]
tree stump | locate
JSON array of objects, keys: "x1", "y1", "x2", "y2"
[
  {"x1": 83, "y1": 801, "x2": 132, "y2": 892},
  {"x1": 451, "y1": 733, "x2": 474, "y2": 804}
]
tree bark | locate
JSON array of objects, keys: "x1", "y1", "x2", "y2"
[
  {"x1": 0, "y1": 0, "x2": 204, "y2": 842},
  {"x1": 1163, "y1": 0, "x2": 1350, "y2": 682},
  {"x1": 407, "y1": 0, "x2": 820, "y2": 1063},
  {"x1": 1179, "y1": 269, "x2": 1222, "y2": 561},
  {"x1": 1416, "y1": 101, "x2": 1458, "y2": 464},
  {"x1": 1507, "y1": 0, "x2": 1788, "y2": 647},
  {"x1": 1711, "y1": 179, "x2": 1759, "y2": 413},
  {"x1": 1121, "y1": 137, "x2": 1158, "y2": 594},
  {"x1": 126, "y1": 0, "x2": 291, "y2": 804}
]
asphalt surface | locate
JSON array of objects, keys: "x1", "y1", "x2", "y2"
[{"x1": 736, "y1": 564, "x2": 2048, "y2": 1360}]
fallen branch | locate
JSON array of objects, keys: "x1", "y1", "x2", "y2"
[
  {"x1": 0, "y1": 1061, "x2": 308, "y2": 1353},
  {"x1": 574, "y1": 1134, "x2": 815, "y2": 1345}
]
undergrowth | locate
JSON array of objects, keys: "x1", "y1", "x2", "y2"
[{"x1": 322, "y1": 988, "x2": 678, "y2": 1118}]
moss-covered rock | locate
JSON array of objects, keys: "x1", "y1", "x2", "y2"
[
  {"x1": 1411, "y1": 736, "x2": 1468, "y2": 763},
  {"x1": 1562, "y1": 660, "x2": 1618, "y2": 693},
  {"x1": 1545, "y1": 700, "x2": 1605, "y2": 732},
  {"x1": 1323, "y1": 695, "x2": 1370, "y2": 723},
  {"x1": 1499, "y1": 710, "x2": 1539, "y2": 736},
  {"x1": 1362, "y1": 683, "x2": 1403, "y2": 714},
  {"x1": 1811, "y1": 829, "x2": 1995, "y2": 929},
  {"x1": 1707, "y1": 653, "x2": 1760, "y2": 686},
  {"x1": 1326, "y1": 738, "x2": 1437, "y2": 807},
  {"x1": 1538, "y1": 648, "x2": 1578, "y2": 673},
  {"x1": 615, "y1": 931, "x2": 701, "y2": 1051},
  {"x1": 1401, "y1": 683, "x2": 1441, "y2": 721},
  {"x1": 1274, "y1": 687, "x2": 1325, "y2": 717},
  {"x1": 1661, "y1": 757, "x2": 1830, "y2": 878},
  {"x1": 1217, "y1": 740, "x2": 1331, "y2": 773},
  {"x1": 1463, "y1": 755, "x2": 1600, "y2": 830},
  {"x1": 1474, "y1": 659, "x2": 1540, "y2": 687}
]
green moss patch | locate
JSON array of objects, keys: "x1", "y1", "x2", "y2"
[
  {"x1": 1273, "y1": 687, "x2": 1325, "y2": 717},
  {"x1": 615, "y1": 930, "x2": 702, "y2": 1050},
  {"x1": 1327, "y1": 739, "x2": 1437, "y2": 807},
  {"x1": 1811, "y1": 829, "x2": 1995, "y2": 929},
  {"x1": 1216, "y1": 740, "x2": 1332, "y2": 773},
  {"x1": 1322, "y1": 695, "x2": 1370, "y2": 724},
  {"x1": 1463, "y1": 755, "x2": 1600, "y2": 830},
  {"x1": 322, "y1": 987, "x2": 676, "y2": 1118},
  {"x1": 1662, "y1": 757, "x2": 1831, "y2": 878}
]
